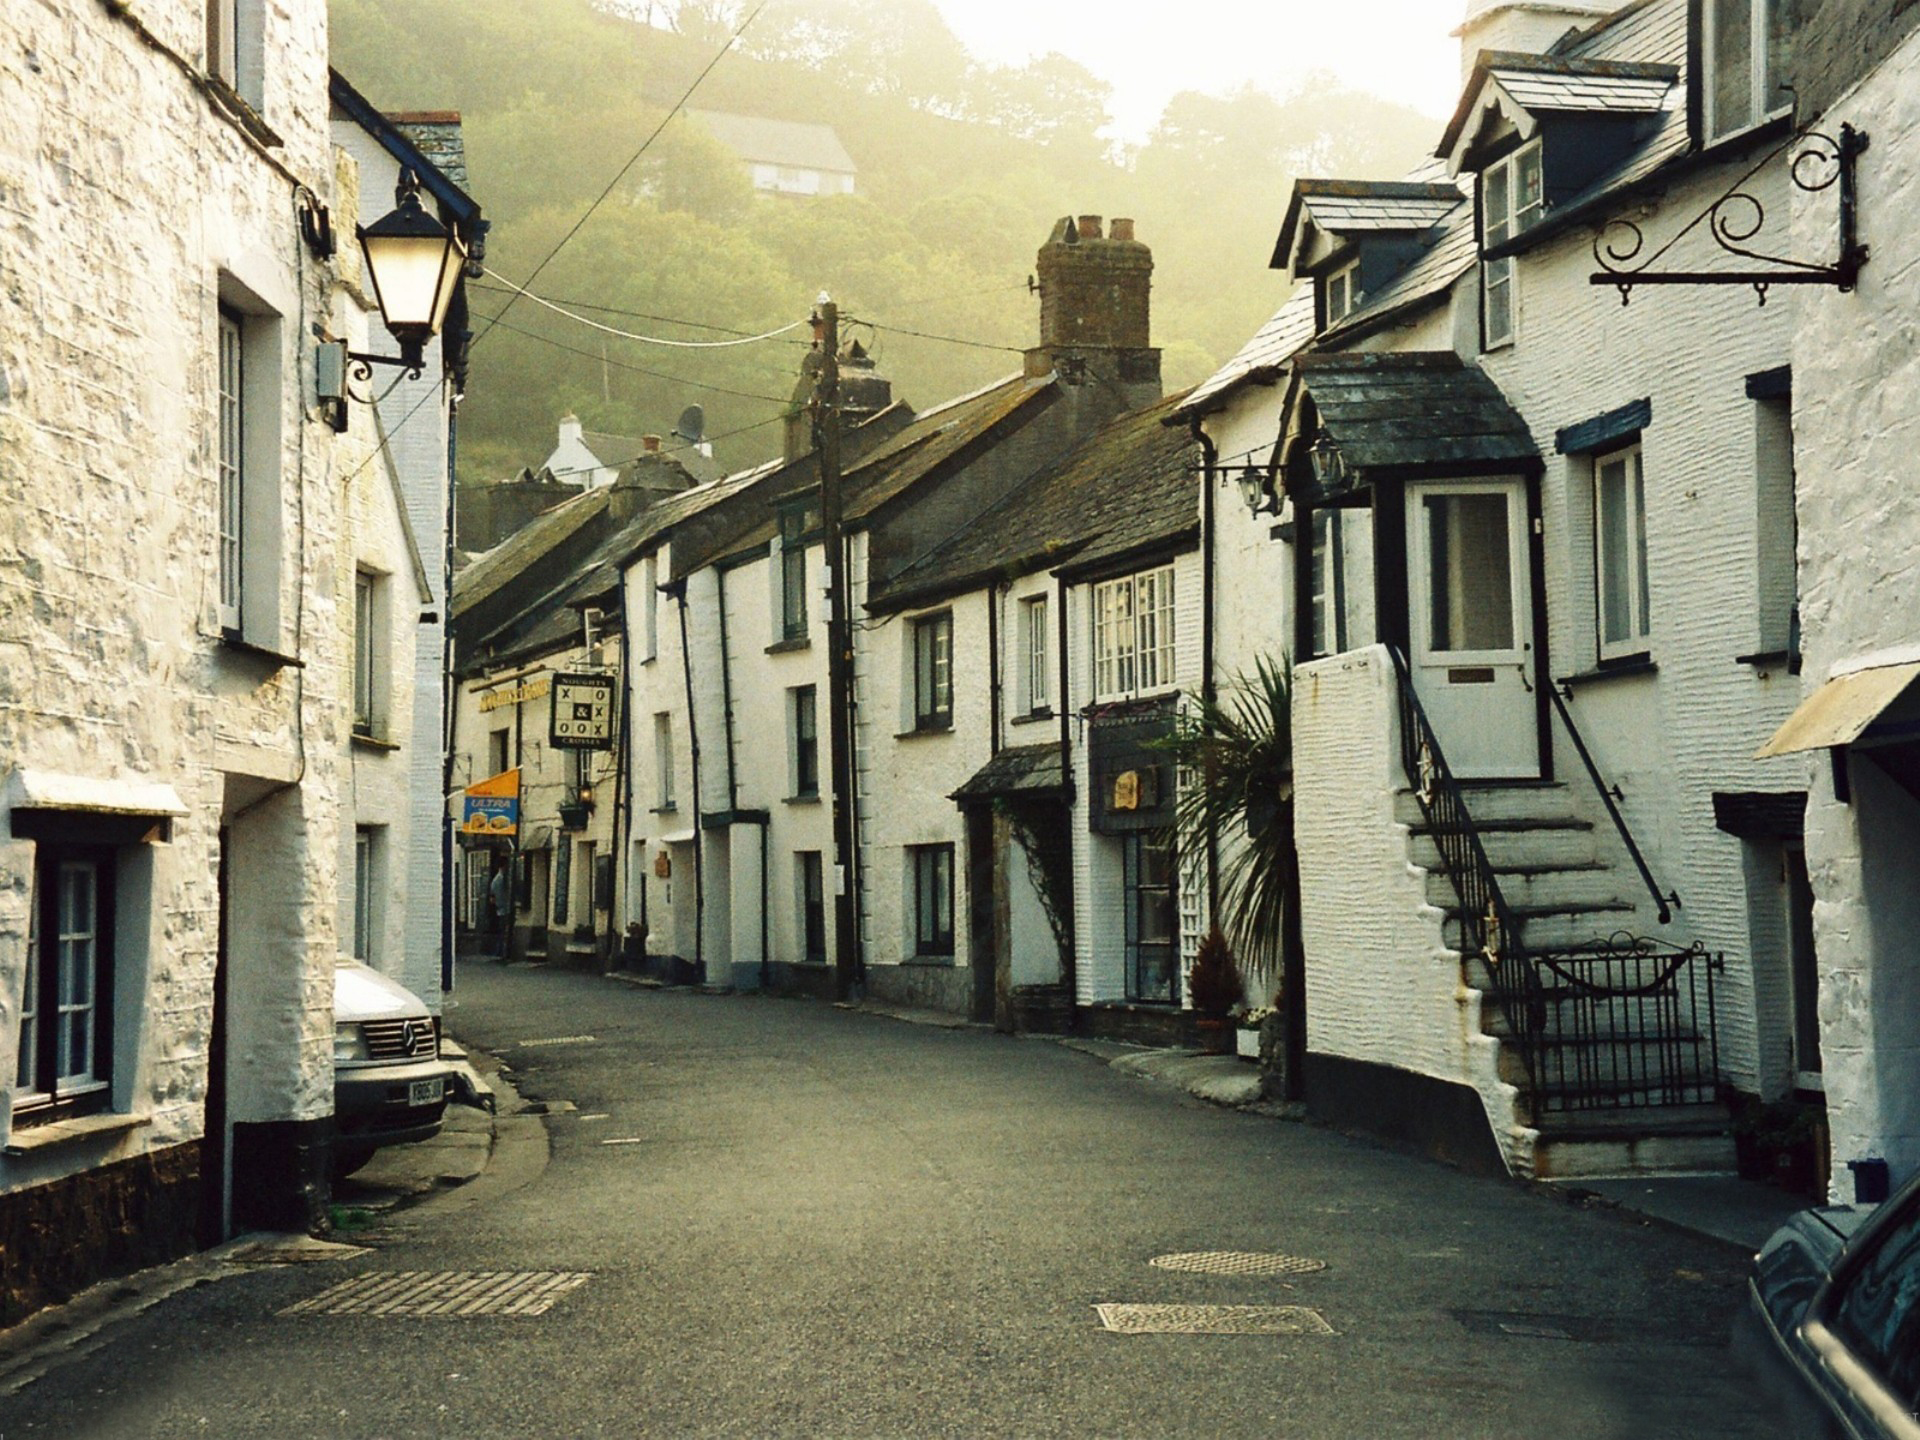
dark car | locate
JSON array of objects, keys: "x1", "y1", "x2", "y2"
[
  {"x1": 331, "y1": 960, "x2": 458, "y2": 1178},
  {"x1": 1742, "y1": 1166, "x2": 1920, "y2": 1439}
]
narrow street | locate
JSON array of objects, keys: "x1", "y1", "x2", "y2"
[{"x1": 2, "y1": 965, "x2": 1774, "y2": 1439}]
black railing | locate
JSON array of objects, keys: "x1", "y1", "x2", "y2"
[
  {"x1": 1528, "y1": 936, "x2": 1722, "y2": 1113},
  {"x1": 1547, "y1": 684, "x2": 1679, "y2": 926},
  {"x1": 1388, "y1": 649, "x2": 1720, "y2": 1117},
  {"x1": 1387, "y1": 648, "x2": 1546, "y2": 1098}
]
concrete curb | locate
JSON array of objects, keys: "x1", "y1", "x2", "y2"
[{"x1": 1109, "y1": 1048, "x2": 1269, "y2": 1108}]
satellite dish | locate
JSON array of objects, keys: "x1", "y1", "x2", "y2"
[{"x1": 674, "y1": 404, "x2": 706, "y2": 445}]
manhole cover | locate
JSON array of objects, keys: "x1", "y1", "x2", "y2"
[
  {"x1": 1149, "y1": 1251, "x2": 1326, "y2": 1277},
  {"x1": 280, "y1": 1271, "x2": 592, "y2": 1317},
  {"x1": 1095, "y1": 1304, "x2": 1335, "y2": 1336}
]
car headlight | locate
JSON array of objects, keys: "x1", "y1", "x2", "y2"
[{"x1": 334, "y1": 1023, "x2": 370, "y2": 1062}]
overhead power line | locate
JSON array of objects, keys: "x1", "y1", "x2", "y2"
[
  {"x1": 477, "y1": 0, "x2": 770, "y2": 344},
  {"x1": 469, "y1": 282, "x2": 812, "y2": 343},
  {"x1": 473, "y1": 309, "x2": 796, "y2": 405},
  {"x1": 847, "y1": 317, "x2": 1027, "y2": 354},
  {"x1": 483, "y1": 265, "x2": 807, "y2": 349}
]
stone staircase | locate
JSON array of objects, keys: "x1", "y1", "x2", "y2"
[{"x1": 1397, "y1": 781, "x2": 1735, "y2": 1180}]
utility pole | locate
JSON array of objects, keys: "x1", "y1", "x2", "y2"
[{"x1": 814, "y1": 296, "x2": 860, "y2": 1000}]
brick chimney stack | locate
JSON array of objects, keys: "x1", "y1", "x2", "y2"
[{"x1": 1028, "y1": 214, "x2": 1159, "y2": 408}]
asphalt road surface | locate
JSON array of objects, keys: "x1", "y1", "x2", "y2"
[{"x1": 0, "y1": 964, "x2": 1780, "y2": 1438}]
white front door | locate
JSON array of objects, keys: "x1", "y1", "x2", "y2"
[{"x1": 1407, "y1": 480, "x2": 1538, "y2": 779}]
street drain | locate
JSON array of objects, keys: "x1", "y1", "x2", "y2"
[
  {"x1": 1095, "y1": 1304, "x2": 1335, "y2": 1336},
  {"x1": 517, "y1": 1035, "x2": 597, "y2": 1048},
  {"x1": 1150, "y1": 1251, "x2": 1326, "y2": 1278},
  {"x1": 280, "y1": 1271, "x2": 592, "y2": 1318}
]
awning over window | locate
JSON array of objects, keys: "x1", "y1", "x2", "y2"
[
  {"x1": 6, "y1": 768, "x2": 188, "y2": 845},
  {"x1": 950, "y1": 743, "x2": 1066, "y2": 806},
  {"x1": 1755, "y1": 661, "x2": 1920, "y2": 758}
]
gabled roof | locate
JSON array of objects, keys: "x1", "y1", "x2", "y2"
[
  {"x1": 1172, "y1": 289, "x2": 1316, "y2": 421},
  {"x1": 873, "y1": 390, "x2": 1198, "y2": 612},
  {"x1": 1272, "y1": 179, "x2": 1466, "y2": 272},
  {"x1": 1280, "y1": 353, "x2": 1539, "y2": 484},
  {"x1": 685, "y1": 110, "x2": 856, "y2": 175},
  {"x1": 329, "y1": 70, "x2": 480, "y2": 229},
  {"x1": 1439, "y1": 49, "x2": 1678, "y2": 164}
]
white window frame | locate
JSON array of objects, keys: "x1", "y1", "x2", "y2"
[
  {"x1": 1323, "y1": 260, "x2": 1359, "y2": 328},
  {"x1": 1481, "y1": 139, "x2": 1543, "y2": 351},
  {"x1": 1020, "y1": 594, "x2": 1050, "y2": 715},
  {"x1": 911, "y1": 611, "x2": 953, "y2": 730},
  {"x1": 1704, "y1": 0, "x2": 1793, "y2": 144},
  {"x1": 217, "y1": 309, "x2": 244, "y2": 631},
  {"x1": 1310, "y1": 509, "x2": 1347, "y2": 658},
  {"x1": 1092, "y1": 564, "x2": 1176, "y2": 702},
  {"x1": 1594, "y1": 443, "x2": 1652, "y2": 660},
  {"x1": 653, "y1": 712, "x2": 675, "y2": 809},
  {"x1": 206, "y1": 0, "x2": 264, "y2": 109}
]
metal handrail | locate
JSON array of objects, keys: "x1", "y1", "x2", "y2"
[
  {"x1": 1386, "y1": 647, "x2": 1544, "y2": 1100},
  {"x1": 1545, "y1": 683, "x2": 1679, "y2": 927}
]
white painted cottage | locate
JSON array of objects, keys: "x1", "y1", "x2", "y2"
[
  {"x1": 1183, "y1": 0, "x2": 1821, "y2": 1182},
  {"x1": 0, "y1": 0, "x2": 342, "y2": 1318}
]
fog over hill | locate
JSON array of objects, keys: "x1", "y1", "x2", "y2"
[{"x1": 331, "y1": 0, "x2": 1435, "y2": 483}]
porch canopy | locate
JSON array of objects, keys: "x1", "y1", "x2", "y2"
[
  {"x1": 1756, "y1": 661, "x2": 1920, "y2": 758},
  {"x1": 950, "y1": 743, "x2": 1066, "y2": 806},
  {"x1": 1278, "y1": 352, "x2": 1540, "y2": 503}
]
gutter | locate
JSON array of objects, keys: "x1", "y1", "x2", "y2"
[
  {"x1": 1191, "y1": 415, "x2": 1221, "y2": 920},
  {"x1": 666, "y1": 578, "x2": 705, "y2": 983}
]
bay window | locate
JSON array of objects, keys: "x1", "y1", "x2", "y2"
[{"x1": 1093, "y1": 565, "x2": 1176, "y2": 702}]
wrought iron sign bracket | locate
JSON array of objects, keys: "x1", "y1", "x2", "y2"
[{"x1": 1590, "y1": 124, "x2": 1869, "y2": 306}]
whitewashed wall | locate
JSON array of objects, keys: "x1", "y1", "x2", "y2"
[
  {"x1": 1791, "y1": 28, "x2": 1920, "y2": 1195},
  {"x1": 0, "y1": 0, "x2": 339, "y2": 1181},
  {"x1": 1293, "y1": 648, "x2": 1527, "y2": 1169}
]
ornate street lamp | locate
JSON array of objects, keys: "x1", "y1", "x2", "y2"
[
  {"x1": 1308, "y1": 430, "x2": 1347, "y2": 491},
  {"x1": 353, "y1": 169, "x2": 466, "y2": 378},
  {"x1": 1234, "y1": 467, "x2": 1274, "y2": 516}
]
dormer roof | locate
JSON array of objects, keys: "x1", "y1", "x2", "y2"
[
  {"x1": 1272, "y1": 178, "x2": 1465, "y2": 277},
  {"x1": 1439, "y1": 50, "x2": 1678, "y2": 172}
]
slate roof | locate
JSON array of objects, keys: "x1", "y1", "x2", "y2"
[
  {"x1": 452, "y1": 486, "x2": 608, "y2": 620},
  {"x1": 1282, "y1": 353, "x2": 1539, "y2": 480},
  {"x1": 1271, "y1": 179, "x2": 1465, "y2": 272},
  {"x1": 1173, "y1": 289, "x2": 1316, "y2": 420},
  {"x1": 1439, "y1": 50, "x2": 1679, "y2": 157},
  {"x1": 686, "y1": 110, "x2": 856, "y2": 175},
  {"x1": 874, "y1": 390, "x2": 1198, "y2": 611},
  {"x1": 950, "y1": 743, "x2": 1066, "y2": 804}
]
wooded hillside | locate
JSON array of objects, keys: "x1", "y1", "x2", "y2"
[{"x1": 330, "y1": 0, "x2": 1437, "y2": 482}]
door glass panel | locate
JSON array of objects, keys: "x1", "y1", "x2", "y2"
[{"x1": 1425, "y1": 492, "x2": 1515, "y2": 653}]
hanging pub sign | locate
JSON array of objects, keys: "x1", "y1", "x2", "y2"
[
  {"x1": 462, "y1": 768, "x2": 520, "y2": 837},
  {"x1": 550, "y1": 671, "x2": 616, "y2": 750}
]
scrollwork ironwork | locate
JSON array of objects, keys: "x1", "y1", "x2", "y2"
[{"x1": 1589, "y1": 123, "x2": 1869, "y2": 305}]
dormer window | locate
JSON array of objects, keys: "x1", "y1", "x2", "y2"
[
  {"x1": 1705, "y1": 0, "x2": 1793, "y2": 143},
  {"x1": 1323, "y1": 261, "x2": 1359, "y2": 328},
  {"x1": 1481, "y1": 140, "x2": 1543, "y2": 350}
]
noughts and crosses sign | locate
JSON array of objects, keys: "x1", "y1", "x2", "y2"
[{"x1": 550, "y1": 672, "x2": 616, "y2": 750}]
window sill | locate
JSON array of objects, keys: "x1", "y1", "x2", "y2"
[
  {"x1": 219, "y1": 632, "x2": 305, "y2": 670},
  {"x1": 1697, "y1": 110, "x2": 1792, "y2": 165},
  {"x1": 765, "y1": 636, "x2": 812, "y2": 656},
  {"x1": 351, "y1": 731, "x2": 401, "y2": 752},
  {"x1": 1009, "y1": 708, "x2": 1054, "y2": 727},
  {"x1": 6, "y1": 1110, "x2": 151, "y2": 1156},
  {"x1": 1735, "y1": 648, "x2": 1801, "y2": 674},
  {"x1": 903, "y1": 954, "x2": 955, "y2": 967},
  {"x1": 649, "y1": 804, "x2": 679, "y2": 816},
  {"x1": 1560, "y1": 654, "x2": 1657, "y2": 687},
  {"x1": 895, "y1": 723, "x2": 954, "y2": 740},
  {"x1": 784, "y1": 794, "x2": 822, "y2": 806}
]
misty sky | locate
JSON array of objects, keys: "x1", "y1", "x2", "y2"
[{"x1": 927, "y1": 0, "x2": 1466, "y2": 140}]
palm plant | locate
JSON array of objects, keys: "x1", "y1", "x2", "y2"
[{"x1": 1162, "y1": 656, "x2": 1294, "y2": 996}]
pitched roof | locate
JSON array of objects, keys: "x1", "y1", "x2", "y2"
[
  {"x1": 685, "y1": 110, "x2": 856, "y2": 175},
  {"x1": 1439, "y1": 50, "x2": 1679, "y2": 158},
  {"x1": 1173, "y1": 289, "x2": 1317, "y2": 420},
  {"x1": 1281, "y1": 352, "x2": 1539, "y2": 481},
  {"x1": 846, "y1": 374, "x2": 1055, "y2": 522},
  {"x1": 452, "y1": 486, "x2": 608, "y2": 619},
  {"x1": 874, "y1": 390, "x2": 1198, "y2": 611},
  {"x1": 1272, "y1": 179, "x2": 1465, "y2": 271}
]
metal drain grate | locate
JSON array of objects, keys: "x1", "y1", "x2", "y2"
[
  {"x1": 1149, "y1": 1251, "x2": 1326, "y2": 1277},
  {"x1": 280, "y1": 1271, "x2": 592, "y2": 1318},
  {"x1": 1095, "y1": 1304, "x2": 1335, "y2": 1336},
  {"x1": 517, "y1": 1035, "x2": 597, "y2": 1048}
]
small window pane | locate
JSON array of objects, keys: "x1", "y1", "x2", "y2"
[
  {"x1": 1599, "y1": 457, "x2": 1634, "y2": 645},
  {"x1": 1516, "y1": 146, "x2": 1544, "y2": 229}
]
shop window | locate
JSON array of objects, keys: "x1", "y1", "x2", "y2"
[{"x1": 1124, "y1": 835, "x2": 1178, "y2": 1004}]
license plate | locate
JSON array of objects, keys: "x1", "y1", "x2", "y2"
[{"x1": 410, "y1": 1078, "x2": 445, "y2": 1107}]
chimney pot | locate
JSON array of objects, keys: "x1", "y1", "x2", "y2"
[
  {"x1": 1077, "y1": 215, "x2": 1103, "y2": 240},
  {"x1": 1110, "y1": 218, "x2": 1135, "y2": 242},
  {"x1": 642, "y1": 435, "x2": 661, "y2": 453}
]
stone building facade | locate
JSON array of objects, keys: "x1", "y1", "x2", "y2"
[{"x1": 0, "y1": 0, "x2": 341, "y2": 1319}]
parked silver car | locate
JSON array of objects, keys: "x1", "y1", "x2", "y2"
[
  {"x1": 331, "y1": 961, "x2": 457, "y2": 1178},
  {"x1": 1742, "y1": 1167, "x2": 1920, "y2": 1438}
]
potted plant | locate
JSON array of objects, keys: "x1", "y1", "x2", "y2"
[
  {"x1": 1188, "y1": 927, "x2": 1244, "y2": 1053},
  {"x1": 1234, "y1": 1001, "x2": 1275, "y2": 1061}
]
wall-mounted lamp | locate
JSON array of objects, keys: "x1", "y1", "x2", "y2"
[
  {"x1": 1308, "y1": 431, "x2": 1348, "y2": 491},
  {"x1": 349, "y1": 168, "x2": 467, "y2": 381},
  {"x1": 1230, "y1": 466, "x2": 1278, "y2": 517}
]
